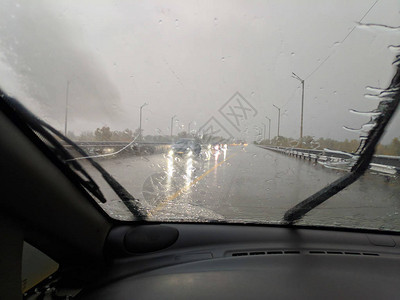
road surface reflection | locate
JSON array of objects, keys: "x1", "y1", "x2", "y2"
[
  {"x1": 83, "y1": 145, "x2": 400, "y2": 232},
  {"x1": 143, "y1": 146, "x2": 230, "y2": 209}
]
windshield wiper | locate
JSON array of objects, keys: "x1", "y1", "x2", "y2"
[
  {"x1": 283, "y1": 55, "x2": 400, "y2": 224},
  {"x1": 0, "y1": 89, "x2": 146, "y2": 220}
]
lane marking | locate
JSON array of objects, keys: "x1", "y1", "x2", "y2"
[{"x1": 148, "y1": 153, "x2": 237, "y2": 216}]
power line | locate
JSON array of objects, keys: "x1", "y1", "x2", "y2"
[
  {"x1": 305, "y1": 0, "x2": 379, "y2": 80},
  {"x1": 281, "y1": 85, "x2": 301, "y2": 110}
]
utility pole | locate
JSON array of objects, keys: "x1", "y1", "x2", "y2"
[
  {"x1": 139, "y1": 102, "x2": 148, "y2": 141},
  {"x1": 188, "y1": 121, "x2": 192, "y2": 135},
  {"x1": 292, "y1": 72, "x2": 305, "y2": 141},
  {"x1": 273, "y1": 104, "x2": 281, "y2": 137},
  {"x1": 171, "y1": 115, "x2": 176, "y2": 138},
  {"x1": 261, "y1": 123, "x2": 266, "y2": 140},
  {"x1": 64, "y1": 81, "x2": 70, "y2": 136},
  {"x1": 265, "y1": 116, "x2": 271, "y2": 143}
]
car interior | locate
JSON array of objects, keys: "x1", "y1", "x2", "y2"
[
  {"x1": 2, "y1": 94, "x2": 400, "y2": 300},
  {"x1": 2, "y1": 0, "x2": 400, "y2": 299}
]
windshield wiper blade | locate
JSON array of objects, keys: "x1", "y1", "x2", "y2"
[
  {"x1": 283, "y1": 56, "x2": 400, "y2": 224},
  {"x1": 39, "y1": 122, "x2": 146, "y2": 219},
  {"x1": 0, "y1": 91, "x2": 108, "y2": 203},
  {"x1": 35, "y1": 124, "x2": 109, "y2": 204},
  {"x1": 0, "y1": 90, "x2": 146, "y2": 220}
]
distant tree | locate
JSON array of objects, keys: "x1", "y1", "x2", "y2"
[
  {"x1": 315, "y1": 137, "x2": 359, "y2": 153},
  {"x1": 270, "y1": 136, "x2": 295, "y2": 147},
  {"x1": 95, "y1": 126, "x2": 112, "y2": 141},
  {"x1": 297, "y1": 136, "x2": 320, "y2": 149},
  {"x1": 110, "y1": 129, "x2": 133, "y2": 141},
  {"x1": 121, "y1": 129, "x2": 133, "y2": 141},
  {"x1": 67, "y1": 131, "x2": 77, "y2": 140},
  {"x1": 78, "y1": 131, "x2": 95, "y2": 141},
  {"x1": 387, "y1": 137, "x2": 400, "y2": 156},
  {"x1": 178, "y1": 131, "x2": 188, "y2": 138},
  {"x1": 133, "y1": 128, "x2": 143, "y2": 139},
  {"x1": 144, "y1": 135, "x2": 154, "y2": 142}
]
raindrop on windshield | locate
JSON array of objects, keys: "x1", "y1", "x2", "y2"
[
  {"x1": 349, "y1": 109, "x2": 381, "y2": 117},
  {"x1": 357, "y1": 22, "x2": 400, "y2": 33},
  {"x1": 388, "y1": 45, "x2": 400, "y2": 53},
  {"x1": 364, "y1": 94, "x2": 385, "y2": 101}
]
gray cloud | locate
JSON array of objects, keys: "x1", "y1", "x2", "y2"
[
  {"x1": 0, "y1": 0, "x2": 124, "y2": 130},
  {"x1": 1, "y1": 0, "x2": 399, "y2": 143}
]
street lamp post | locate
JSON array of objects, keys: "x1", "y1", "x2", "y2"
[
  {"x1": 139, "y1": 102, "x2": 148, "y2": 141},
  {"x1": 64, "y1": 81, "x2": 70, "y2": 136},
  {"x1": 273, "y1": 104, "x2": 281, "y2": 137},
  {"x1": 261, "y1": 123, "x2": 266, "y2": 141},
  {"x1": 292, "y1": 72, "x2": 305, "y2": 141},
  {"x1": 265, "y1": 116, "x2": 271, "y2": 143},
  {"x1": 188, "y1": 121, "x2": 192, "y2": 136},
  {"x1": 171, "y1": 115, "x2": 177, "y2": 138}
]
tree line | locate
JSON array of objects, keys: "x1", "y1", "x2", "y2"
[
  {"x1": 67, "y1": 126, "x2": 226, "y2": 144},
  {"x1": 67, "y1": 127, "x2": 400, "y2": 156},
  {"x1": 256, "y1": 135, "x2": 400, "y2": 156}
]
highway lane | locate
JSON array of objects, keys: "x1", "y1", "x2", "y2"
[{"x1": 81, "y1": 144, "x2": 400, "y2": 231}]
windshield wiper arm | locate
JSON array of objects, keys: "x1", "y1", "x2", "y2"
[
  {"x1": 40, "y1": 122, "x2": 146, "y2": 219},
  {"x1": 0, "y1": 90, "x2": 146, "y2": 220},
  {"x1": 283, "y1": 57, "x2": 400, "y2": 224}
]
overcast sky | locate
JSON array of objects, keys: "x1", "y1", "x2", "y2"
[{"x1": 1, "y1": 0, "x2": 399, "y2": 143}]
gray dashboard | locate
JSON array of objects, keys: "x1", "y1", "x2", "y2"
[{"x1": 78, "y1": 224, "x2": 400, "y2": 300}]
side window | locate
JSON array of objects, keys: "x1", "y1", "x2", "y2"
[{"x1": 22, "y1": 242, "x2": 59, "y2": 294}]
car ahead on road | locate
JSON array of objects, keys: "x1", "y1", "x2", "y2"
[
  {"x1": 206, "y1": 142, "x2": 228, "y2": 157},
  {"x1": 170, "y1": 138, "x2": 201, "y2": 156}
]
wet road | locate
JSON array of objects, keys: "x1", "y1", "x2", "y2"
[{"x1": 83, "y1": 145, "x2": 400, "y2": 231}]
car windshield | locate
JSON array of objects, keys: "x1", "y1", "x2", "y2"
[{"x1": 1, "y1": 0, "x2": 400, "y2": 232}]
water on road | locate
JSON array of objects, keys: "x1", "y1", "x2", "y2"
[{"x1": 81, "y1": 145, "x2": 400, "y2": 232}]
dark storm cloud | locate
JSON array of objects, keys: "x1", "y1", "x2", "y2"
[{"x1": 0, "y1": 1, "x2": 124, "y2": 129}]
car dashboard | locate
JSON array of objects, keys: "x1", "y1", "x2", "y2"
[{"x1": 78, "y1": 223, "x2": 400, "y2": 300}]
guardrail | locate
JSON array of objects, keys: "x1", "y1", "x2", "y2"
[
  {"x1": 73, "y1": 141, "x2": 171, "y2": 147},
  {"x1": 64, "y1": 141, "x2": 172, "y2": 157},
  {"x1": 257, "y1": 145, "x2": 400, "y2": 176}
]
